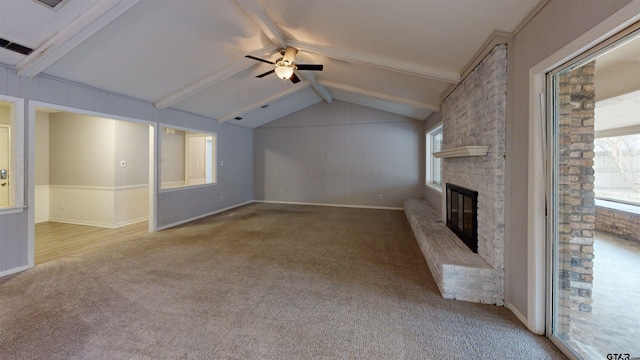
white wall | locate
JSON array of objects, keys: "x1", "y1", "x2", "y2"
[{"x1": 254, "y1": 101, "x2": 424, "y2": 209}]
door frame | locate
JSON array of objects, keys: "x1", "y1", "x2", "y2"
[
  {"x1": 27, "y1": 101, "x2": 158, "y2": 267},
  {"x1": 526, "y1": 0, "x2": 640, "y2": 355},
  {"x1": 0, "y1": 95, "x2": 25, "y2": 217},
  {"x1": 0, "y1": 124, "x2": 10, "y2": 207}
]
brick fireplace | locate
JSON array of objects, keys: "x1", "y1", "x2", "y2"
[
  {"x1": 440, "y1": 44, "x2": 507, "y2": 303},
  {"x1": 405, "y1": 44, "x2": 507, "y2": 304},
  {"x1": 446, "y1": 183, "x2": 479, "y2": 253}
]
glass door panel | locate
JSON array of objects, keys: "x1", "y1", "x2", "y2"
[{"x1": 549, "y1": 29, "x2": 640, "y2": 359}]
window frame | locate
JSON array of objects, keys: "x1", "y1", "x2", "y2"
[
  {"x1": 0, "y1": 95, "x2": 25, "y2": 215},
  {"x1": 593, "y1": 132, "x2": 640, "y2": 207},
  {"x1": 426, "y1": 123, "x2": 443, "y2": 192},
  {"x1": 159, "y1": 125, "x2": 218, "y2": 191}
]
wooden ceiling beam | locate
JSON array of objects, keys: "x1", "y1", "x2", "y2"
[
  {"x1": 236, "y1": 0, "x2": 332, "y2": 103},
  {"x1": 292, "y1": 60, "x2": 333, "y2": 103},
  {"x1": 236, "y1": 0, "x2": 286, "y2": 48},
  {"x1": 288, "y1": 40, "x2": 461, "y2": 84},
  {"x1": 154, "y1": 44, "x2": 279, "y2": 110},
  {"x1": 317, "y1": 80, "x2": 440, "y2": 112},
  {"x1": 17, "y1": 0, "x2": 140, "y2": 78}
]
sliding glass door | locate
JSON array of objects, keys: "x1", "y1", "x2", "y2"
[{"x1": 548, "y1": 26, "x2": 640, "y2": 359}]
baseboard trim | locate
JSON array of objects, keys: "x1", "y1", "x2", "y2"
[
  {"x1": 254, "y1": 200, "x2": 403, "y2": 211},
  {"x1": 506, "y1": 302, "x2": 530, "y2": 329},
  {"x1": 156, "y1": 200, "x2": 255, "y2": 231},
  {"x1": 114, "y1": 217, "x2": 148, "y2": 228},
  {"x1": 48, "y1": 217, "x2": 116, "y2": 229},
  {"x1": 0, "y1": 264, "x2": 31, "y2": 278},
  {"x1": 48, "y1": 184, "x2": 148, "y2": 191}
]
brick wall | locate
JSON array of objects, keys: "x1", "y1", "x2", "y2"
[
  {"x1": 440, "y1": 45, "x2": 507, "y2": 303},
  {"x1": 595, "y1": 205, "x2": 640, "y2": 244},
  {"x1": 556, "y1": 61, "x2": 596, "y2": 333}
]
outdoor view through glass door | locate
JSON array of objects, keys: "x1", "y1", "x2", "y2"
[{"x1": 549, "y1": 27, "x2": 640, "y2": 359}]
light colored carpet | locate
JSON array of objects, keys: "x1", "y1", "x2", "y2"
[{"x1": 0, "y1": 203, "x2": 566, "y2": 359}]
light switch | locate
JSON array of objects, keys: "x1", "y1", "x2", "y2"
[{"x1": 120, "y1": 160, "x2": 126, "y2": 168}]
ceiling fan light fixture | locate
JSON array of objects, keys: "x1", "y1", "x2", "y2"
[{"x1": 274, "y1": 65, "x2": 295, "y2": 80}]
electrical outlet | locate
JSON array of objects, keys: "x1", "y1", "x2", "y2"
[
  {"x1": 220, "y1": 160, "x2": 224, "y2": 167},
  {"x1": 60, "y1": 202, "x2": 65, "y2": 209},
  {"x1": 220, "y1": 195, "x2": 224, "y2": 202},
  {"x1": 279, "y1": 190, "x2": 283, "y2": 196},
  {"x1": 378, "y1": 194, "x2": 383, "y2": 200}
]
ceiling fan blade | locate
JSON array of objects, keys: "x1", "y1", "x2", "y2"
[
  {"x1": 289, "y1": 73, "x2": 301, "y2": 84},
  {"x1": 245, "y1": 55, "x2": 274, "y2": 65},
  {"x1": 283, "y1": 47, "x2": 298, "y2": 64},
  {"x1": 256, "y1": 69, "x2": 275, "y2": 78},
  {"x1": 296, "y1": 64, "x2": 323, "y2": 71}
]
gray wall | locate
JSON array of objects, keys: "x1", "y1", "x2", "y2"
[
  {"x1": 157, "y1": 123, "x2": 253, "y2": 226},
  {"x1": 505, "y1": 0, "x2": 632, "y2": 316},
  {"x1": 49, "y1": 112, "x2": 149, "y2": 188},
  {"x1": 0, "y1": 65, "x2": 254, "y2": 275},
  {"x1": 114, "y1": 120, "x2": 149, "y2": 187},
  {"x1": 254, "y1": 100, "x2": 424, "y2": 208},
  {"x1": 161, "y1": 128, "x2": 186, "y2": 184},
  {"x1": 423, "y1": 111, "x2": 442, "y2": 213},
  {"x1": 49, "y1": 113, "x2": 115, "y2": 187}
]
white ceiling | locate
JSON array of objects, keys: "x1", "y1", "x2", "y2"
[
  {"x1": 0, "y1": 0, "x2": 543, "y2": 128},
  {"x1": 594, "y1": 34, "x2": 640, "y2": 133}
]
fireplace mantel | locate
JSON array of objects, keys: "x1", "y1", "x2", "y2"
[{"x1": 433, "y1": 146, "x2": 489, "y2": 159}]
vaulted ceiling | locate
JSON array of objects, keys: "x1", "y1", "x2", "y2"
[{"x1": 0, "y1": 0, "x2": 542, "y2": 128}]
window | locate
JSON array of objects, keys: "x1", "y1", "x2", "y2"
[
  {"x1": 594, "y1": 133, "x2": 640, "y2": 205},
  {"x1": 426, "y1": 124, "x2": 443, "y2": 190},
  {"x1": 0, "y1": 96, "x2": 24, "y2": 213},
  {"x1": 160, "y1": 127, "x2": 217, "y2": 189}
]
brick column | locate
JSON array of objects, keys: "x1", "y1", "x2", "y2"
[{"x1": 556, "y1": 61, "x2": 596, "y2": 334}]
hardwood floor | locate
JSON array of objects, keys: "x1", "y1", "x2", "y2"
[{"x1": 35, "y1": 221, "x2": 149, "y2": 265}]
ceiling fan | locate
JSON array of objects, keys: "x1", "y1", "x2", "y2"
[{"x1": 245, "y1": 47, "x2": 323, "y2": 84}]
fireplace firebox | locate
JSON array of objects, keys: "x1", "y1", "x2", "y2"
[{"x1": 446, "y1": 183, "x2": 478, "y2": 253}]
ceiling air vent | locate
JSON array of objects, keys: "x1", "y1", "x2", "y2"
[
  {"x1": 0, "y1": 38, "x2": 34, "y2": 55},
  {"x1": 32, "y1": 0, "x2": 68, "y2": 11},
  {"x1": 234, "y1": 117, "x2": 243, "y2": 121},
  {"x1": 260, "y1": 104, "x2": 269, "y2": 109}
]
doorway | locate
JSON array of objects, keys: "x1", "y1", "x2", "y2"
[
  {"x1": 33, "y1": 105, "x2": 154, "y2": 265},
  {"x1": 548, "y1": 26, "x2": 640, "y2": 359}
]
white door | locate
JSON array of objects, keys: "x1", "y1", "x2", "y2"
[
  {"x1": 186, "y1": 135, "x2": 206, "y2": 186},
  {"x1": 0, "y1": 125, "x2": 9, "y2": 207}
]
